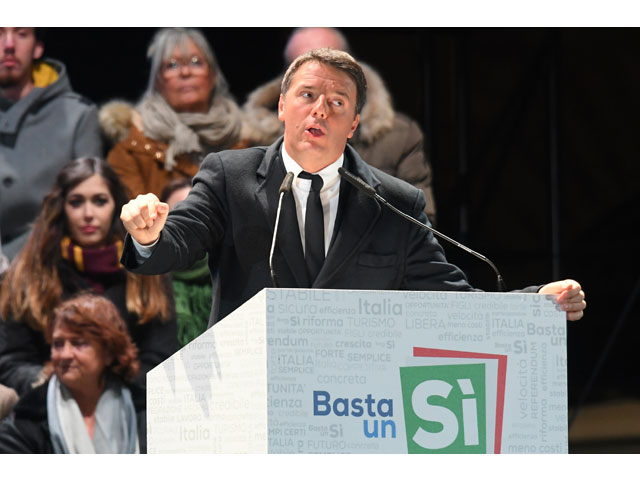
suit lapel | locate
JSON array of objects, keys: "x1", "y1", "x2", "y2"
[
  {"x1": 314, "y1": 146, "x2": 382, "y2": 287},
  {"x1": 254, "y1": 139, "x2": 309, "y2": 287}
]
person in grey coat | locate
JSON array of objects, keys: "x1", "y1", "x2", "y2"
[{"x1": 0, "y1": 27, "x2": 102, "y2": 259}]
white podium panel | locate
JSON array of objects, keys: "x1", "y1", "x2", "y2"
[{"x1": 147, "y1": 289, "x2": 567, "y2": 453}]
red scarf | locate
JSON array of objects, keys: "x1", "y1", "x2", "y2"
[{"x1": 60, "y1": 236, "x2": 124, "y2": 294}]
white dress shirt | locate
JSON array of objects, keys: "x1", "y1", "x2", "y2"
[{"x1": 281, "y1": 145, "x2": 342, "y2": 256}]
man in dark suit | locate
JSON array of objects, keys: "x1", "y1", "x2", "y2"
[{"x1": 120, "y1": 48, "x2": 586, "y2": 326}]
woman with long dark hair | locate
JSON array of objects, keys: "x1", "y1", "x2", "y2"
[{"x1": 0, "y1": 157, "x2": 177, "y2": 402}]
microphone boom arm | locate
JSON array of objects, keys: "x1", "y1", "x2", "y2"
[
  {"x1": 338, "y1": 167, "x2": 507, "y2": 292},
  {"x1": 375, "y1": 193, "x2": 507, "y2": 292}
]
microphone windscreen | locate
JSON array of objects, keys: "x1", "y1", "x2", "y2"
[
  {"x1": 279, "y1": 172, "x2": 294, "y2": 195},
  {"x1": 338, "y1": 167, "x2": 376, "y2": 198}
]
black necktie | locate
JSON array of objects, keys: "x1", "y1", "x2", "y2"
[{"x1": 298, "y1": 171, "x2": 324, "y2": 283}]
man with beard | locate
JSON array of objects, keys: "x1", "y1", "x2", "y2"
[{"x1": 0, "y1": 27, "x2": 102, "y2": 260}]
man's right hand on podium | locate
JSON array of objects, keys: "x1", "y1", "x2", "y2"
[{"x1": 120, "y1": 193, "x2": 169, "y2": 246}]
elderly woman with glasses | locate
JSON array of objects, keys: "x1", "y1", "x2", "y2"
[{"x1": 100, "y1": 28, "x2": 246, "y2": 198}]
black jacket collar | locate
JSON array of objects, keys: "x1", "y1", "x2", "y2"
[{"x1": 254, "y1": 137, "x2": 382, "y2": 288}]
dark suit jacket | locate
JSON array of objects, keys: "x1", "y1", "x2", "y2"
[{"x1": 122, "y1": 137, "x2": 478, "y2": 325}]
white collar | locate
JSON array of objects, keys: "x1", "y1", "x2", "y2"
[{"x1": 281, "y1": 144, "x2": 343, "y2": 191}]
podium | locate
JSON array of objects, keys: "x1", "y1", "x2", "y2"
[{"x1": 147, "y1": 289, "x2": 568, "y2": 453}]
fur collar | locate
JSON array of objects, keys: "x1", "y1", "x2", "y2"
[
  {"x1": 99, "y1": 100, "x2": 142, "y2": 144},
  {"x1": 241, "y1": 62, "x2": 395, "y2": 147}
]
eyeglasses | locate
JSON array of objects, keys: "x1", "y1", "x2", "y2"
[{"x1": 161, "y1": 55, "x2": 209, "y2": 77}]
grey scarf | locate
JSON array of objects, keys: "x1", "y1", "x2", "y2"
[
  {"x1": 47, "y1": 375, "x2": 139, "y2": 454},
  {"x1": 138, "y1": 91, "x2": 242, "y2": 171}
]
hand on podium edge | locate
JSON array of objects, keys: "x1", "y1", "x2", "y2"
[
  {"x1": 539, "y1": 279, "x2": 586, "y2": 321},
  {"x1": 120, "y1": 193, "x2": 169, "y2": 246}
]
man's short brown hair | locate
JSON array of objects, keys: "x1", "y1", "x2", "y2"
[{"x1": 281, "y1": 48, "x2": 367, "y2": 116}]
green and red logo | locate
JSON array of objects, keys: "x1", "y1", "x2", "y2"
[{"x1": 400, "y1": 347, "x2": 507, "y2": 454}]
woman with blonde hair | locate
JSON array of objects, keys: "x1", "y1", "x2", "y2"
[{"x1": 0, "y1": 157, "x2": 177, "y2": 401}]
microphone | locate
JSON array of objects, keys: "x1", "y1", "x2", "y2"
[
  {"x1": 338, "y1": 167, "x2": 507, "y2": 292},
  {"x1": 270, "y1": 172, "x2": 294, "y2": 287}
]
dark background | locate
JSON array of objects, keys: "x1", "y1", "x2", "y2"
[{"x1": 43, "y1": 26, "x2": 640, "y2": 420}]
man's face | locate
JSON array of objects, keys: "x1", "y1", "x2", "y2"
[
  {"x1": 278, "y1": 61, "x2": 360, "y2": 172},
  {"x1": 0, "y1": 27, "x2": 43, "y2": 89}
]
